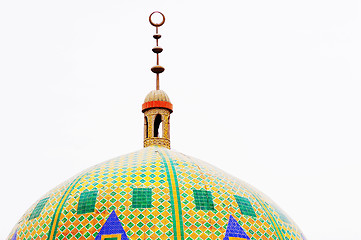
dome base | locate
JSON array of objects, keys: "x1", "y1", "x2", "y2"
[{"x1": 144, "y1": 137, "x2": 170, "y2": 149}]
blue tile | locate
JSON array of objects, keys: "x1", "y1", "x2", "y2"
[
  {"x1": 94, "y1": 211, "x2": 129, "y2": 240},
  {"x1": 224, "y1": 215, "x2": 250, "y2": 240},
  {"x1": 11, "y1": 230, "x2": 17, "y2": 240}
]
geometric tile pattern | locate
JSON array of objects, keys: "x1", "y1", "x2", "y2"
[
  {"x1": 18, "y1": 179, "x2": 74, "y2": 240},
  {"x1": 77, "y1": 189, "x2": 98, "y2": 214},
  {"x1": 94, "y1": 210, "x2": 129, "y2": 240},
  {"x1": 234, "y1": 195, "x2": 257, "y2": 217},
  {"x1": 269, "y1": 202, "x2": 291, "y2": 224},
  {"x1": 7, "y1": 146, "x2": 305, "y2": 240},
  {"x1": 158, "y1": 149, "x2": 184, "y2": 240},
  {"x1": 193, "y1": 189, "x2": 215, "y2": 211},
  {"x1": 10, "y1": 230, "x2": 17, "y2": 240},
  {"x1": 48, "y1": 173, "x2": 85, "y2": 240},
  {"x1": 224, "y1": 215, "x2": 250, "y2": 240},
  {"x1": 131, "y1": 188, "x2": 152, "y2": 208},
  {"x1": 28, "y1": 197, "x2": 49, "y2": 220}
]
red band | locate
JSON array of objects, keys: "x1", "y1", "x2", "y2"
[{"x1": 142, "y1": 101, "x2": 173, "y2": 112}]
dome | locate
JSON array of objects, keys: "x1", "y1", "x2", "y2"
[
  {"x1": 142, "y1": 90, "x2": 173, "y2": 113},
  {"x1": 144, "y1": 90, "x2": 171, "y2": 103},
  {"x1": 7, "y1": 146, "x2": 304, "y2": 240},
  {"x1": 7, "y1": 11, "x2": 306, "y2": 240}
]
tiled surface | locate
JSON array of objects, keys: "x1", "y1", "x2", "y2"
[
  {"x1": 132, "y1": 188, "x2": 153, "y2": 208},
  {"x1": 234, "y1": 195, "x2": 257, "y2": 218},
  {"x1": 94, "y1": 211, "x2": 129, "y2": 240},
  {"x1": 10, "y1": 230, "x2": 17, "y2": 240},
  {"x1": 77, "y1": 190, "x2": 98, "y2": 214},
  {"x1": 224, "y1": 215, "x2": 250, "y2": 240},
  {"x1": 193, "y1": 189, "x2": 214, "y2": 211},
  {"x1": 29, "y1": 197, "x2": 49, "y2": 220},
  {"x1": 7, "y1": 146, "x2": 305, "y2": 240}
]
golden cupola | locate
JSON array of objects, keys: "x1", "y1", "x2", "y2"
[{"x1": 142, "y1": 11, "x2": 173, "y2": 149}]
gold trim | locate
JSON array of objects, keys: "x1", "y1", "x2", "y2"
[
  {"x1": 101, "y1": 234, "x2": 122, "y2": 240},
  {"x1": 144, "y1": 138, "x2": 170, "y2": 149}
]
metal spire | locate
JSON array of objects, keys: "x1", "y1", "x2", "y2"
[{"x1": 149, "y1": 11, "x2": 165, "y2": 90}]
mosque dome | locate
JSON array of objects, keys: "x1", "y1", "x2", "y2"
[
  {"x1": 7, "y1": 11, "x2": 305, "y2": 240},
  {"x1": 7, "y1": 147, "x2": 305, "y2": 240},
  {"x1": 144, "y1": 90, "x2": 171, "y2": 103}
]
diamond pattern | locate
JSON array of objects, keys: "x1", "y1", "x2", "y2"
[
  {"x1": 132, "y1": 188, "x2": 153, "y2": 208},
  {"x1": 234, "y1": 195, "x2": 257, "y2": 217},
  {"x1": 8, "y1": 147, "x2": 304, "y2": 240},
  {"x1": 77, "y1": 190, "x2": 98, "y2": 214},
  {"x1": 193, "y1": 190, "x2": 214, "y2": 211},
  {"x1": 29, "y1": 198, "x2": 50, "y2": 220}
]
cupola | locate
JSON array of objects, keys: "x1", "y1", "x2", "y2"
[{"x1": 142, "y1": 11, "x2": 172, "y2": 149}]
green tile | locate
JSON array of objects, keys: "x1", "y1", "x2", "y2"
[
  {"x1": 29, "y1": 197, "x2": 49, "y2": 220},
  {"x1": 132, "y1": 188, "x2": 153, "y2": 208},
  {"x1": 193, "y1": 189, "x2": 214, "y2": 211},
  {"x1": 272, "y1": 204, "x2": 291, "y2": 224},
  {"x1": 234, "y1": 195, "x2": 257, "y2": 217},
  {"x1": 77, "y1": 189, "x2": 98, "y2": 214}
]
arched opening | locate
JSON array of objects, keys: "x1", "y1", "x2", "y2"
[
  {"x1": 167, "y1": 116, "x2": 170, "y2": 138},
  {"x1": 144, "y1": 116, "x2": 148, "y2": 139},
  {"x1": 154, "y1": 114, "x2": 163, "y2": 137}
]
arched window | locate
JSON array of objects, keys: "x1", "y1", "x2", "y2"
[
  {"x1": 167, "y1": 116, "x2": 170, "y2": 138},
  {"x1": 154, "y1": 114, "x2": 162, "y2": 137},
  {"x1": 144, "y1": 116, "x2": 148, "y2": 138}
]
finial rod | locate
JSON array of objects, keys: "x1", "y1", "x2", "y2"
[{"x1": 149, "y1": 11, "x2": 165, "y2": 90}]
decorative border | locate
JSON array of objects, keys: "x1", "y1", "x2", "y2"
[
  {"x1": 46, "y1": 173, "x2": 87, "y2": 240},
  {"x1": 144, "y1": 138, "x2": 170, "y2": 149},
  {"x1": 142, "y1": 101, "x2": 173, "y2": 112},
  {"x1": 157, "y1": 147, "x2": 184, "y2": 240},
  {"x1": 101, "y1": 233, "x2": 122, "y2": 240}
]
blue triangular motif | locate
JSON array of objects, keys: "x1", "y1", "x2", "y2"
[
  {"x1": 11, "y1": 230, "x2": 17, "y2": 240},
  {"x1": 223, "y1": 215, "x2": 250, "y2": 240},
  {"x1": 95, "y1": 210, "x2": 129, "y2": 240}
]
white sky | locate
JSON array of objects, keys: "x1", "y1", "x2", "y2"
[{"x1": 0, "y1": 1, "x2": 360, "y2": 239}]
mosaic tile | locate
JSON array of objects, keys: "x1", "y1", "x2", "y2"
[
  {"x1": 10, "y1": 230, "x2": 17, "y2": 240},
  {"x1": 77, "y1": 189, "x2": 98, "y2": 214},
  {"x1": 234, "y1": 195, "x2": 257, "y2": 217},
  {"x1": 193, "y1": 189, "x2": 215, "y2": 211},
  {"x1": 7, "y1": 146, "x2": 305, "y2": 240},
  {"x1": 132, "y1": 188, "x2": 153, "y2": 208},
  {"x1": 269, "y1": 202, "x2": 291, "y2": 224},
  {"x1": 29, "y1": 197, "x2": 49, "y2": 220},
  {"x1": 224, "y1": 215, "x2": 250, "y2": 240},
  {"x1": 94, "y1": 210, "x2": 129, "y2": 240}
]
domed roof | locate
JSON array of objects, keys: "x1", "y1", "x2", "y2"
[
  {"x1": 142, "y1": 90, "x2": 173, "y2": 113},
  {"x1": 144, "y1": 89, "x2": 171, "y2": 103},
  {"x1": 7, "y1": 11, "x2": 306, "y2": 240},
  {"x1": 7, "y1": 146, "x2": 305, "y2": 240}
]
